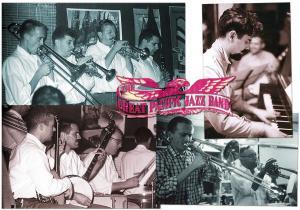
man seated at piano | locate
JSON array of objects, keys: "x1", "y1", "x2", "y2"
[
  {"x1": 204, "y1": 8, "x2": 287, "y2": 138},
  {"x1": 232, "y1": 35, "x2": 280, "y2": 102},
  {"x1": 121, "y1": 127, "x2": 155, "y2": 194},
  {"x1": 83, "y1": 121, "x2": 139, "y2": 196},
  {"x1": 47, "y1": 121, "x2": 107, "y2": 207}
]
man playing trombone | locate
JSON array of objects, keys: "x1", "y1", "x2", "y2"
[
  {"x1": 156, "y1": 116, "x2": 221, "y2": 204},
  {"x1": 50, "y1": 26, "x2": 96, "y2": 104},
  {"x1": 3, "y1": 19, "x2": 54, "y2": 105},
  {"x1": 86, "y1": 19, "x2": 133, "y2": 102}
]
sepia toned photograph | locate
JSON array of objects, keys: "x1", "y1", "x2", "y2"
[
  {"x1": 2, "y1": 105, "x2": 156, "y2": 208},
  {"x1": 203, "y1": 3, "x2": 292, "y2": 138}
]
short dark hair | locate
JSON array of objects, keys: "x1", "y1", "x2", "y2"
[
  {"x1": 52, "y1": 26, "x2": 77, "y2": 44},
  {"x1": 134, "y1": 127, "x2": 153, "y2": 144},
  {"x1": 96, "y1": 19, "x2": 117, "y2": 33},
  {"x1": 19, "y1": 19, "x2": 48, "y2": 39},
  {"x1": 32, "y1": 86, "x2": 66, "y2": 105},
  {"x1": 138, "y1": 29, "x2": 160, "y2": 45},
  {"x1": 167, "y1": 116, "x2": 192, "y2": 133},
  {"x1": 218, "y1": 8, "x2": 263, "y2": 38},
  {"x1": 60, "y1": 122, "x2": 76, "y2": 135},
  {"x1": 25, "y1": 107, "x2": 54, "y2": 132}
]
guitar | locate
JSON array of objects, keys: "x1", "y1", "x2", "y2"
[{"x1": 67, "y1": 114, "x2": 116, "y2": 207}]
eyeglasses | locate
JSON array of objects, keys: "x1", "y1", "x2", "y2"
[{"x1": 110, "y1": 136, "x2": 122, "y2": 144}]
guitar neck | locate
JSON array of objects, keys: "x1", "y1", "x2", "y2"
[
  {"x1": 82, "y1": 122, "x2": 115, "y2": 181},
  {"x1": 82, "y1": 152, "x2": 101, "y2": 181}
]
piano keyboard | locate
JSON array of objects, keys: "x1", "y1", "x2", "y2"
[{"x1": 263, "y1": 93, "x2": 293, "y2": 136}]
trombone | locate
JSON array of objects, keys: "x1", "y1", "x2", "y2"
[
  {"x1": 190, "y1": 139, "x2": 286, "y2": 197},
  {"x1": 117, "y1": 41, "x2": 150, "y2": 61},
  {"x1": 8, "y1": 23, "x2": 101, "y2": 105}
]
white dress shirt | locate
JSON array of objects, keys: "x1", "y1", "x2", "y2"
[
  {"x1": 132, "y1": 57, "x2": 162, "y2": 82},
  {"x1": 59, "y1": 150, "x2": 87, "y2": 178},
  {"x1": 230, "y1": 160, "x2": 271, "y2": 205},
  {"x1": 121, "y1": 144, "x2": 155, "y2": 180},
  {"x1": 84, "y1": 152, "x2": 123, "y2": 194},
  {"x1": 203, "y1": 39, "x2": 266, "y2": 137},
  {"x1": 2, "y1": 45, "x2": 51, "y2": 105},
  {"x1": 9, "y1": 133, "x2": 71, "y2": 199},
  {"x1": 86, "y1": 41, "x2": 133, "y2": 93},
  {"x1": 47, "y1": 54, "x2": 95, "y2": 104}
]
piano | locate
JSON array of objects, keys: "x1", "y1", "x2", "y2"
[{"x1": 257, "y1": 47, "x2": 293, "y2": 136}]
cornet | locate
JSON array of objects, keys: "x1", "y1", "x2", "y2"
[
  {"x1": 190, "y1": 139, "x2": 286, "y2": 198},
  {"x1": 117, "y1": 41, "x2": 150, "y2": 61},
  {"x1": 73, "y1": 42, "x2": 116, "y2": 82}
]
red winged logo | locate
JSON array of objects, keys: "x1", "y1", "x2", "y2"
[{"x1": 117, "y1": 76, "x2": 235, "y2": 101}]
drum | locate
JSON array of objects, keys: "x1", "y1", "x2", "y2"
[
  {"x1": 93, "y1": 193, "x2": 128, "y2": 208},
  {"x1": 66, "y1": 176, "x2": 94, "y2": 207},
  {"x1": 126, "y1": 193, "x2": 154, "y2": 208}
]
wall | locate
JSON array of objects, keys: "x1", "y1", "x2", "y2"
[{"x1": 2, "y1": 3, "x2": 57, "y2": 61}]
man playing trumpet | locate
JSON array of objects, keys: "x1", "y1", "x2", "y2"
[
  {"x1": 86, "y1": 19, "x2": 133, "y2": 99},
  {"x1": 230, "y1": 146, "x2": 281, "y2": 205},
  {"x1": 132, "y1": 29, "x2": 169, "y2": 87}
]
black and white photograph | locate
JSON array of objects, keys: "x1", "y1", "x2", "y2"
[
  {"x1": 203, "y1": 3, "x2": 292, "y2": 138},
  {"x1": 2, "y1": 2, "x2": 185, "y2": 106},
  {"x1": 155, "y1": 113, "x2": 298, "y2": 206},
  {"x1": 2, "y1": 105, "x2": 156, "y2": 208}
]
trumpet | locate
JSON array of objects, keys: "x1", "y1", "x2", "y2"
[
  {"x1": 190, "y1": 139, "x2": 285, "y2": 197},
  {"x1": 72, "y1": 45, "x2": 116, "y2": 82},
  {"x1": 117, "y1": 41, "x2": 150, "y2": 61},
  {"x1": 8, "y1": 23, "x2": 101, "y2": 105}
]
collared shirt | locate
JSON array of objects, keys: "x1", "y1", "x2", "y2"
[
  {"x1": 203, "y1": 39, "x2": 266, "y2": 137},
  {"x1": 2, "y1": 109, "x2": 27, "y2": 150},
  {"x1": 59, "y1": 150, "x2": 87, "y2": 178},
  {"x1": 47, "y1": 54, "x2": 95, "y2": 104},
  {"x1": 84, "y1": 152, "x2": 123, "y2": 194},
  {"x1": 230, "y1": 160, "x2": 271, "y2": 205},
  {"x1": 86, "y1": 41, "x2": 133, "y2": 93},
  {"x1": 2, "y1": 45, "x2": 51, "y2": 105},
  {"x1": 9, "y1": 133, "x2": 71, "y2": 199},
  {"x1": 132, "y1": 57, "x2": 162, "y2": 82},
  {"x1": 156, "y1": 145, "x2": 220, "y2": 204}
]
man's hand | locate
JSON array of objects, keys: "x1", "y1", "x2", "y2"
[
  {"x1": 264, "y1": 158, "x2": 280, "y2": 177},
  {"x1": 190, "y1": 152, "x2": 207, "y2": 170},
  {"x1": 125, "y1": 176, "x2": 139, "y2": 189},
  {"x1": 112, "y1": 40, "x2": 128, "y2": 52},
  {"x1": 253, "y1": 108, "x2": 279, "y2": 125},
  {"x1": 73, "y1": 192, "x2": 92, "y2": 207},
  {"x1": 64, "y1": 184, "x2": 74, "y2": 200},
  {"x1": 265, "y1": 125, "x2": 287, "y2": 137},
  {"x1": 38, "y1": 57, "x2": 54, "y2": 77},
  {"x1": 96, "y1": 148, "x2": 107, "y2": 163}
]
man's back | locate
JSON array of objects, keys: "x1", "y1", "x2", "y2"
[{"x1": 121, "y1": 145, "x2": 155, "y2": 180}]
